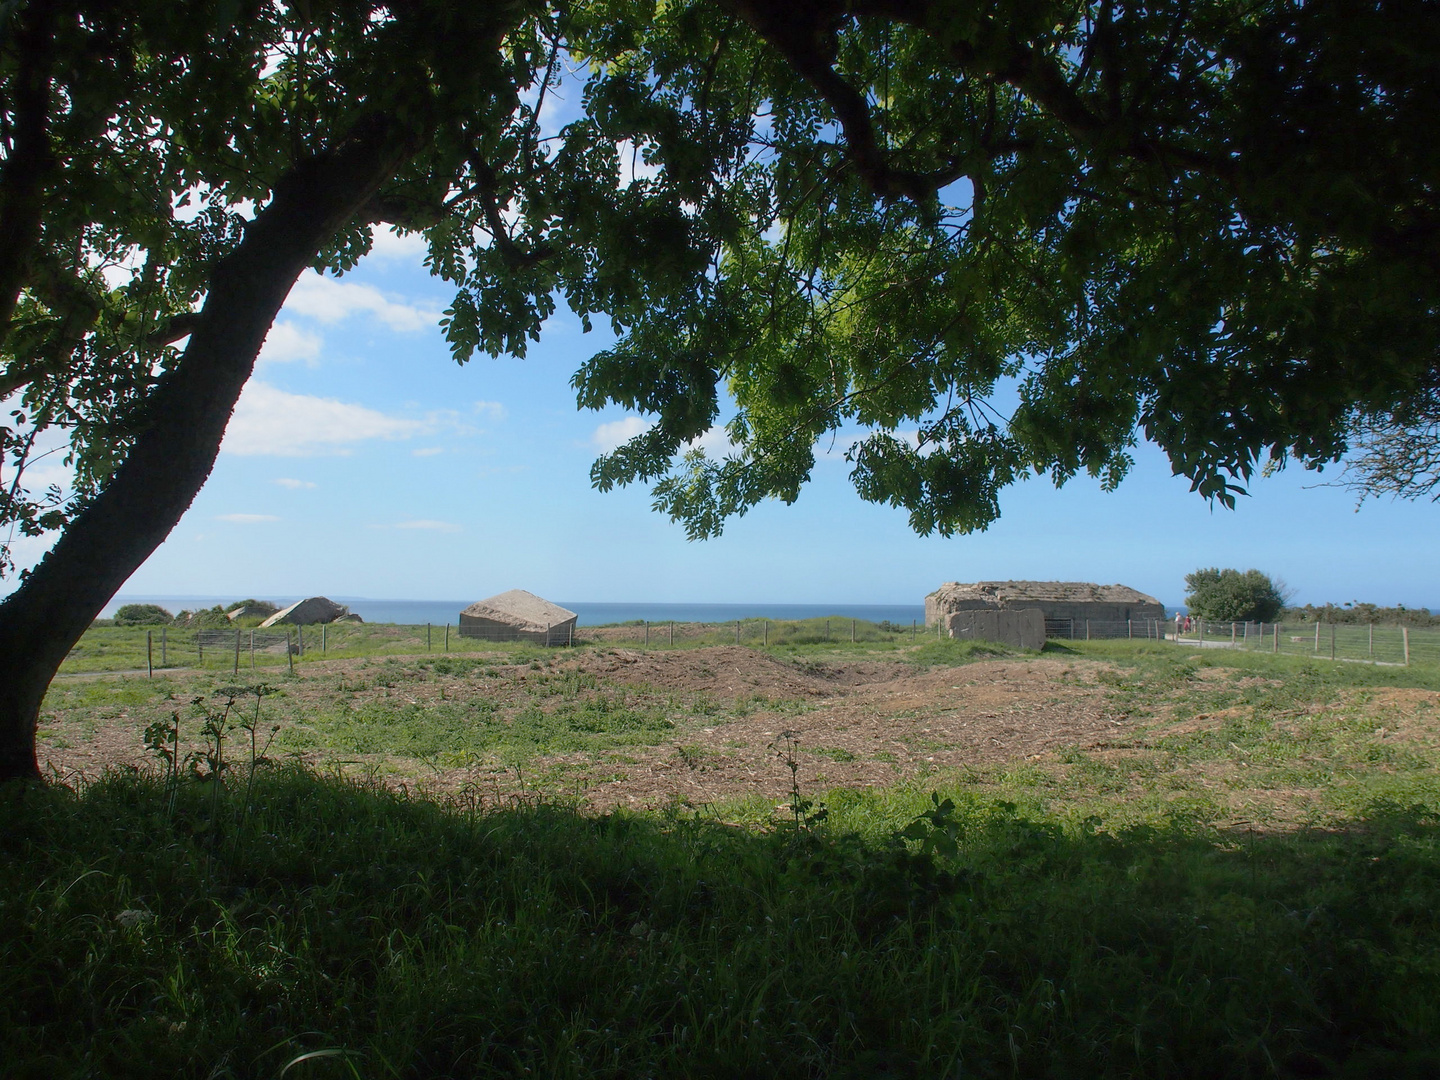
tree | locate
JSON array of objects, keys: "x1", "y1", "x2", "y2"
[
  {"x1": 111, "y1": 603, "x2": 171, "y2": 626},
  {"x1": 1335, "y1": 378, "x2": 1440, "y2": 505},
  {"x1": 2, "y1": 0, "x2": 1438, "y2": 780},
  {"x1": 1184, "y1": 568, "x2": 1289, "y2": 623}
]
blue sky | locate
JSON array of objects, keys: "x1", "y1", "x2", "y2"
[{"x1": 8, "y1": 227, "x2": 1439, "y2": 612}]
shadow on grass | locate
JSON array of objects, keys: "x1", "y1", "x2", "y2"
[{"x1": 3, "y1": 767, "x2": 1439, "y2": 1079}]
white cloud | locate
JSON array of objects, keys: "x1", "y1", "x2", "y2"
[
  {"x1": 215, "y1": 513, "x2": 279, "y2": 524},
  {"x1": 274, "y1": 478, "x2": 317, "y2": 489},
  {"x1": 284, "y1": 270, "x2": 440, "y2": 332},
  {"x1": 473, "y1": 400, "x2": 507, "y2": 420},
  {"x1": 368, "y1": 226, "x2": 429, "y2": 261},
  {"x1": 412, "y1": 446, "x2": 444, "y2": 457},
  {"x1": 13, "y1": 454, "x2": 72, "y2": 495},
  {"x1": 258, "y1": 321, "x2": 322, "y2": 366},
  {"x1": 592, "y1": 416, "x2": 650, "y2": 452},
  {"x1": 590, "y1": 418, "x2": 745, "y2": 458},
  {"x1": 385, "y1": 519, "x2": 462, "y2": 533},
  {"x1": 685, "y1": 426, "x2": 741, "y2": 459},
  {"x1": 222, "y1": 381, "x2": 425, "y2": 456}
]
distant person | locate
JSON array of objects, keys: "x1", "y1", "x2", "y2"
[
  {"x1": 1183, "y1": 615, "x2": 1193, "y2": 634},
  {"x1": 1175, "y1": 613, "x2": 1184, "y2": 640}
]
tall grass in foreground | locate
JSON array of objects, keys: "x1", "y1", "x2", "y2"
[{"x1": 4, "y1": 766, "x2": 1440, "y2": 1079}]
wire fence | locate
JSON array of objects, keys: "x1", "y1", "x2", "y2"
[
  {"x1": 1175, "y1": 619, "x2": 1440, "y2": 667},
  {"x1": 1043, "y1": 618, "x2": 1171, "y2": 641},
  {"x1": 579, "y1": 616, "x2": 926, "y2": 649},
  {"x1": 65, "y1": 621, "x2": 489, "y2": 675}
]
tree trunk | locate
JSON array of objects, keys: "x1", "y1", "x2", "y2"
[{"x1": 0, "y1": 118, "x2": 417, "y2": 781}]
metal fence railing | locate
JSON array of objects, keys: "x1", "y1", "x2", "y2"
[
  {"x1": 1175, "y1": 619, "x2": 1439, "y2": 666},
  {"x1": 456, "y1": 622, "x2": 576, "y2": 646},
  {"x1": 1043, "y1": 618, "x2": 1171, "y2": 641}
]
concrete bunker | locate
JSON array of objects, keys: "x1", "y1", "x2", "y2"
[
  {"x1": 458, "y1": 590, "x2": 578, "y2": 645},
  {"x1": 926, "y1": 581, "x2": 1165, "y2": 641},
  {"x1": 259, "y1": 596, "x2": 350, "y2": 627}
]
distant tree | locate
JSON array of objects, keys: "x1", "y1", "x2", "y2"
[
  {"x1": 1184, "y1": 569, "x2": 1289, "y2": 623},
  {"x1": 111, "y1": 603, "x2": 172, "y2": 626},
  {"x1": 230, "y1": 599, "x2": 279, "y2": 618}
]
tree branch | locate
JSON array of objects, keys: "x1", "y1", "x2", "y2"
[{"x1": 467, "y1": 148, "x2": 553, "y2": 269}]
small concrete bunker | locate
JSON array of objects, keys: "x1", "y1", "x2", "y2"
[
  {"x1": 458, "y1": 590, "x2": 578, "y2": 645},
  {"x1": 259, "y1": 596, "x2": 349, "y2": 627},
  {"x1": 927, "y1": 580, "x2": 1165, "y2": 642}
]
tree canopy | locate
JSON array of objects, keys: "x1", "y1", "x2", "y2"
[
  {"x1": 4, "y1": 0, "x2": 1439, "y2": 559},
  {"x1": 0, "y1": 0, "x2": 1437, "y2": 778},
  {"x1": 1184, "y1": 567, "x2": 1289, "y2": 623}
]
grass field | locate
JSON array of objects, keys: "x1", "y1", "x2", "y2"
[{"x1": 8, "y1": 638, "x2": 1440, "y2": 1077}]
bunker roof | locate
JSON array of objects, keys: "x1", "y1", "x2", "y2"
[
  {"x1": 460, "y1": 590, "x2": 576, "y2": 633},
  {"x1": 929, "y1": 580, "x2": 1161, "y2": 606}
]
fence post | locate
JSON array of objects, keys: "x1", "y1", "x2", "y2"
[
  {"x1": 1403, "y1": 625, "x2": 1410, "y2": 666},
  {"x1": 323, "y1": 623, "x2": 327, "y2": 653},
  {"x1": 645, "y1": 620, "x2": 650, "y2": 648},
  {"x1": 1198, "y1": 620, "x2": 1204, "y2": 645},
  {"x1": 1128, "y1": 619, "x2": 1132, "y2": 639},
  {"x1": 234, "y1": 628, "x2": 241, "y2": 675},
  {"x1": 851, "y1": 619, "x2": 856, "y2": 643},
  {"x1": 1085, "y1": 619, "x2": 1091, "y2": 641},
  {"x1": 287, "y1": 630, "x2": 294, "y2": 674},
  {"x1": 763, "y1": 619, "x2": 768, "y2": 647},
  {"x1": 297, "y1": 625, "x2": 303, "y2": 657},
  {"x1": 569, "y1": 622, "x2": 574, "y2": 647},
  {"x1": 1232, "y1": 622, "x2": 1237, "y2": 645},
  {"x1": 161, "y1": 626, "x2": 167, "y2": 666},
  {"x1": 670, "y1": 621, "x2": 674, "y2": 646},
  {"x1": 1314, "y1": 621, "x2": 1321, "y2": 652},
  {"x1": 250, "y1": 630, "x2": 255, "y2": 669},
  {"x1": 147, "y1": 631, "x2": 153, "y2": 678},
  {"x1": 1273, "y1": 623, "x2": 1279, "y2": 653},
  {"x1": 197, "y1": 634, "x2": 203, "y2": 665},
  {"x1": 735, "y1": 620, "x2": 740, "y2": 645},
  {"x1": 444, "y1": 623, "x2": 449, "y2": 652}
]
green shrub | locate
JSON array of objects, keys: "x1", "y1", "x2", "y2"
[{"x1": 112, "y1": 603, "x2": 173, "y2": 626}]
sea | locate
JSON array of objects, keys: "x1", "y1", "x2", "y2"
[{"x1": 102, "y1": 596, "x2": 929, "y2": 628}]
